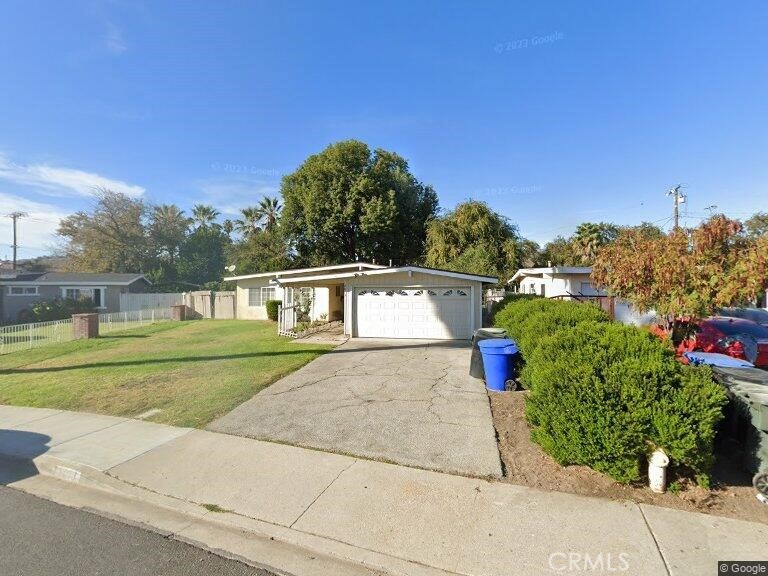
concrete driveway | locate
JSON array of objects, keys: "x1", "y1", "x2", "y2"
[{"x1": 208, "y1": 339, "x2": 503, "y2": 478}]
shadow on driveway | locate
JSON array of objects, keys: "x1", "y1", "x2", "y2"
[{"x1": 0, "y1": 430, "x2": 51, "y2": 484}]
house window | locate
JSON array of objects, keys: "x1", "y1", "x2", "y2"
[
  {"x1": 61, "y1": 287, "x2": 105, "y2": 308},
  {"x1": 579, "y1": 282, "x2": 601, "y2": 296},
  {"x1": 247, "y1": 286, "x2": 277, "y2": 307},
  {"x1": 8, "y1": 286, "x2": 39, "y2": 296},
  {"x1": 539, "y1": 284, "x2": 546, "y2": 297},
  {"x1": 261, "y1": 286, "x2": 276, "y2": 303}
]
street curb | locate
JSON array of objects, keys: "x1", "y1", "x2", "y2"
[{"x1": 3, "y1": 453, "x2": 461, "y2": 576}]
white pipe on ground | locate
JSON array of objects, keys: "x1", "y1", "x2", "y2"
[{"x1": 648, "y1": 449, "x2": 670, "y2": 493}]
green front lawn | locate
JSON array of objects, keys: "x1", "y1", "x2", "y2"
[{"x1": 0, "y1": 320, "x2": 333, "y2": 428}]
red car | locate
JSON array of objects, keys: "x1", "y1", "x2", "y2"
[{"x1": 686, "y1": 316, "x2": 768, "y2": 368}]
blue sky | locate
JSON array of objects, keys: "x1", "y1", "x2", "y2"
[{"x1": 1, "y1": 1, "x2": 767, "y2": 259}]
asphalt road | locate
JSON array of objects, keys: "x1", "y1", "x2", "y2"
[{"x1": 0, "y1": 485, "x2": 276, "y2": 576}]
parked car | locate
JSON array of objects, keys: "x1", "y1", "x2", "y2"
[
  {"x1": 688, "y1": 316, "x2": 768, "y2": 368},
  {"x1": 718, "y1": 307, "x2": 768, "y2": 328}
]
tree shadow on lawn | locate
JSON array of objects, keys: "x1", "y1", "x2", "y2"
[
  {"x1": 0, "y1": 350, "x2": 330, "y2": 375},
  {"x1": 0, "y1": 342, "x2": 469, "y2": 376}
]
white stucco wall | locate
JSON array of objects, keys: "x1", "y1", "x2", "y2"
[
  {"x1": 519, "y1": 273, "x2": 599, "y2": 298},
  {"x1": 234, "y1": 278, "x2": 330, "y2": 321}
]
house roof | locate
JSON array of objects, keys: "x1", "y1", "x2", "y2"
[
  {"x1": 223, "y1": 262, "x2": 385, "y2": 281},
  {"x1": 0, "y1": 272, "x2": 148, "y2": 285},
  {"x1": 271, "y1": 265, "x2": 499, "y2": 286},
  {"x1": 509, "y1": 266, "x2": 592, "y2": 284}
]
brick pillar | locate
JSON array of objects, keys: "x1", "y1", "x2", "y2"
[
  {"x1": 72, "y1": 313, "x2": 99, "y2": 339},
  {"x1": 171, "y1": 304, "x2": 187, "y2": 321}
]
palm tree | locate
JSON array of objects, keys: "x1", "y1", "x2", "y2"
[
  {"x1": 191, "y1": 204, "x2": 220, "y2": 229},
  {"x1": 150, "y1": 204, "x2": 190, "y2": 264},
  {"x1": 235, "y1": 206, "x2": 262, "y2": 237},
  {"x1": 573, "y1": 222, "x2": 603, "y2": 264},
  {"x1": 257, "y1": 196, "x2": 281, "y2": 231}
]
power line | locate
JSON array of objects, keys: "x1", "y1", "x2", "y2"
[{"x1": 6, "y1": 211, "x2": 27, "y2": 270}]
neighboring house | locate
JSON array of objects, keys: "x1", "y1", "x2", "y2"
[
  {"x1": 509, "y1": 266, "x2": 655, "y2": 326},
  {"x1": 509, "y1": 266, "x2": 597, "y2": 298},
  {"x1": 0, "y1": 271, "x2": 150, "y2": 323},
  {"x1": 225, "y1": 262, "x2": 498, "y2": 339}
]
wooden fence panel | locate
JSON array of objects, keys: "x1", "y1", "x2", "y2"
[
  {"x1": 119, "y1": 292, "x2": 184, "y2": 311},
  {"x1": 213, "y1": 291, "x2": 235, "y2": 319},
  {"x1": 185, "y1": 291, "x2": 212, "y2": 319}
]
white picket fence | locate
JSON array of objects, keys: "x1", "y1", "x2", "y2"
[
  {"x1": 98, "y1": 308, "x2": 172, "y2": 334},
  {"x1": 119, "y1": 292, "x2": 184, "y2": 311},
  {"x1": 0, "y1": 318, "x2": 74, "y2": 354},
  {"x1": 278, "y1": 304, "x2": 297, "y2": 337},
  {"x1": 0, "y1": 308, "x2": 171, "y2": 355}
]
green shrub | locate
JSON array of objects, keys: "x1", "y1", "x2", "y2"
[
  {"x1": 494, "y1": 297, "x2": 609, "y2": 358},
  {"x1": 490, "y1": 297, "x2": 727, "y2": 485},
  {"x1": 265, "y1": 299, "x2": 281, "y2": 321},
  {"x1": 26, "y1": 297, "x2": 96, "y2": 322},
  {"x1": 522, "y1": 321, "x2": 726, "y2": 484},
  {"x1": 488, "y1": 293, "x2": 539, "y2": 320}
]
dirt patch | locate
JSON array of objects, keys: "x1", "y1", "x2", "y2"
[{"x1": 489, "y1": 390, "x2": 768, "y2": 525}]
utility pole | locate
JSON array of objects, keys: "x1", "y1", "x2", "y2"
[
  {"x1": 666, "y1": 185, "x2": 685, "y2": 230},
  {"x1": 7, "y1": 211, "x2": 27, "y2": 270}
]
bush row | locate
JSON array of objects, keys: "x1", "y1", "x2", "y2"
[
  {"x1": 494, "y1": 297, "x2": 727, "y2": 485},
  {"x1": 21, "y1": 297, "x2": 97, "y2": 323}
]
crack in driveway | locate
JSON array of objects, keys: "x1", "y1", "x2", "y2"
[{"x1": 208, "y1": 339, "x2": 504, "y2": 478}]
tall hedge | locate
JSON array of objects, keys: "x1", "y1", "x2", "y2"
[
  {"x1": 493, "y1": 298, "x2": 727, "y2": 485},
  {"x1": 265, "y1": 299, "x2": 281, "y2": 321},
  {"x1": 495, "y1": 297, "x2": 609, "y2": 357}
]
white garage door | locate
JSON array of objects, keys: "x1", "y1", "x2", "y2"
[{"x1": 355, "y1": 287, "x2": 472, "y2": 339}]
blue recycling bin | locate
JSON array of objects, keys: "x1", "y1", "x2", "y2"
[{"x1": 477, "y1": 338, "x2": 518, "y2": 391}]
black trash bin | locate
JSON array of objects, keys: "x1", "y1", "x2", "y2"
[{"x1": 470, "y1": 328, "x2": 508, "y2": 379}]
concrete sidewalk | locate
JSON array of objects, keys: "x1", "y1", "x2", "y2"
[{"x1": 1, "y1": 405, "x2": 766, "y2": 576}]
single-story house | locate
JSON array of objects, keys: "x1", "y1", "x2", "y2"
[
  {"x1": 509, "y1": 266, "x2": 655, "y2": 326},
  {"x1": 0, "y1": 271, "x2": 150, "y2": 323},
  {"x1": 225, "y1": 263, "x2": 498, "y2": 339},
  {"x1": 509, "y1": 266, "x2": 597, "y2": 298}
]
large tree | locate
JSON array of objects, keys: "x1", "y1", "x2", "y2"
[
  {"x1": 149, "y1": 204, "x2": 190, "y2": 268},
  {"x1": 745, "y1": 212, "x2": 768, "y2": 237},
  {"x1": 228, "y1": 228, "x2": 292, "y2": 275},
  {"x1": 592, "y1": 215, "x2": 768, "y2": 335},
  {"x1": 280, "y1": 140, "x2": 438, "y2": 265},
  {"x1": 58, "y1": 188, "x2": 150, "y2": 272},
  {"x1": 176, "y1": 225, "x2": 230, "y2": 287},
  {"x1": 540, "y1": 235, "x2": 579, "y2": 266},
  {"x1": 540, "y1": 222, "x2": 658, "y2": 266},
  {"x1": 572, "y1": 222, "x2": 621, "y2": 265},
  {"x1": 424, "y1": 200, "x2": 524, "y2": 283}
]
